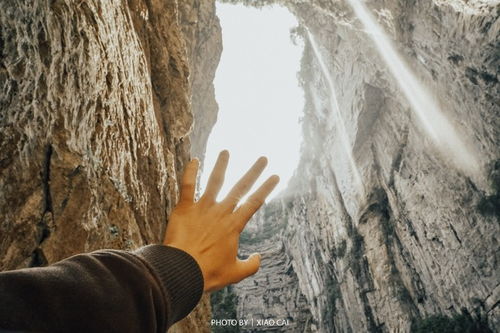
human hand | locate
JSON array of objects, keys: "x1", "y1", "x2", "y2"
[{"x1": 163, "y1": 150, "x2": 280, "y2": 292}]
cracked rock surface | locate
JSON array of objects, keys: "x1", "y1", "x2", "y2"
[{"x1": 0, "y1": 0, "x2": 221, "y2": 331}]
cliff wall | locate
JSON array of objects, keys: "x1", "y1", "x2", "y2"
[
  {"x1": 228, "y1": 0, "x2": 499, "y2": 331},
  {"x1": 0, "y1": 0, "x2": 220, "y2": 331},
  {"x1": 2, "y1": 1, "x2": 498, "y2": 332}
]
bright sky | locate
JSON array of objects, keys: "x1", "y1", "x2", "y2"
[{"x1": 200, "y1": 3, "x2": 304, "y2": 201}]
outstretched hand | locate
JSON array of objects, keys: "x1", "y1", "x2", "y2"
[{"x1": 163, "y1": 150, "x2": 280, "y2": 292}]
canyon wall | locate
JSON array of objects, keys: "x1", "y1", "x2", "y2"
[
  {"x1": 0, "y1": 0, "x2": 220, "y2": 331},
  {"x1": 1, "y1": 0, "x2": 498, "y2": 332},
  {"x1": 180, "y1": 0, "x2": 222, "y2": 161},
  {"x1": 221, "y1": 0, "x2": 499, "y2": 332}
]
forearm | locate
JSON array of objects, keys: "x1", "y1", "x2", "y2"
[{"x1": 0, "y1": 245, "x2": 203, "y2": 333}]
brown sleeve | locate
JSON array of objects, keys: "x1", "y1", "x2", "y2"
[{"x1": 0, "y1": 245, "x2": 204, "y2": 333}]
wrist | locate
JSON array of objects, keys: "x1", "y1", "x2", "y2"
[{"x1": 133, "y1": 245, "x2": 204, "y2": 324}]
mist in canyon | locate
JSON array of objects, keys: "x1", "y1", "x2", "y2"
[{"x1": 0, "y1": 0, "x2": 498, "y2": 332}]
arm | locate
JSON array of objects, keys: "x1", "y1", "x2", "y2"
[
  {"x1": 0, "y1": 151, "x2": 279, "y2": 332},
  {"x1": 0, "y1": 246, "x2": 202, "y2": 332}
]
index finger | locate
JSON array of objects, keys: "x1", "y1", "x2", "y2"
[{"x1": 179, "y1": 158, "x2": 200, "y2": 203}]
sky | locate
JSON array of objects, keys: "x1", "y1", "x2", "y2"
[{"x1": 199, "y1": 3, "x2": 304, "y2": 202}]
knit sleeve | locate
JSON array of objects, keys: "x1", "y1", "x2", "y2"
[
  {"x1": 133, "y1": 245, "x2": 205, "y2": 327},
  {"x1": 0, "y1": 245, "x2": 204, "y2": 333}
]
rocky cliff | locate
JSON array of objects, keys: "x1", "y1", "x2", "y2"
[
  {"x1": 2, "y1": 0, "x2": 498, "y2": 332},
  {"x1": 180, "y1": 1, "x2": 222, "y2": 161},
  {"x1": 219, "y1": 0, "x2": 499, "y2": 332},
  {"x1": 0, "y1": 0, "x2": 220, "y2": 331}
]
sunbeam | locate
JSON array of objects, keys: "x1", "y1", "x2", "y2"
[
  {"x1": 307, "y1": 30, "x2": 365, "y2": 196},
  {"x1": 345, "y1": 0, "x2": 482, "y2": 177}
]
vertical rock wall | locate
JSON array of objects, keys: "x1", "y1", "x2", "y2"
[
  {"x1": 176, "y1": 1, "x2": 223, "y2": 331},
  {"x1": 224, "y1": 0, "x2": 499, "y2": 332},
  {"x1": 0, "y1": 0, "x2": 220, "y2": 331},
  {"x1": 180, "y1": 0, "x2": 222, "y2": 161}
]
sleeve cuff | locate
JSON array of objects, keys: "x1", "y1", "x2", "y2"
[{"x1": 133, "y1": 245, "x2": 204, "y2": 326}]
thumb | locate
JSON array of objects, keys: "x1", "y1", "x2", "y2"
[{"x1": 233, "y1": 253, "x2": 261, "y2": 283}]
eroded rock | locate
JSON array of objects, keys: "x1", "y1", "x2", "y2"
[
  {"x1": 225, "y1": 0, "x2": 499, "y2": 331},
  {"x1": 0, "y1": 0, "x2": 220, "y2": 331}
]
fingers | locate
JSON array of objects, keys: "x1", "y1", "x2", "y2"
[
  {"x1": 221, "y1": 156, "x2": 268, "y2": 209},
  {"x1": 201, "y1": 150, "x2": 229, "y2": 202},
  {"x1": 234, "y1": 175, "x2": 280, "y2": 231},
  {"x1": 179, "y1": 158, "x2": 199, "y2": 203},
  {"x1": 231, "y1": 253, "x2": 261, "y2": 283}
]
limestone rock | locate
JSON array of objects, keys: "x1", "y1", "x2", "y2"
[
  {"x1": 0, "y1": 0, "x2": 219, "y2": 331},
  {"x1": 226, "y1": 0, "x2": 499, "y2": 332},
  {"x1": 180, "y1": 0, "x2": 223, "y2": 161}
]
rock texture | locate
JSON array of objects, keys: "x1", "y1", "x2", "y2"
[
  {"x1": 236, "y1": 200, "x2": 315, "y2": 331},
  {"x1": 219, "y1": 0, "x2": 499, "y2": 332},
  {"x1": 0, "y1": 0, "x2": 220, "y2": 331},
  {"x1": 180, "y1": 0, "x2": 222, "y2": 161}
]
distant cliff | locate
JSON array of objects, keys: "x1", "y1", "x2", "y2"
[{"x1": 220, "y1": 0, "x2": 499, "y2": 332}]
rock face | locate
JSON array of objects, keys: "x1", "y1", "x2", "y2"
[
  {"x1": 221, "y1": 0, "x2": 499, "y2": 332},
  {"x1": 236, "y1": 200, "x2": 315, "y2": 332},
  {"x1": 180, "y1": 0, "x2": 222, "y2": 161},
  {"x1": 0, "y1": 0, "x2": 220, "y2": 331},
  {"x1": 2, "y1": 0, "x2": 498, "y2": 332}
]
